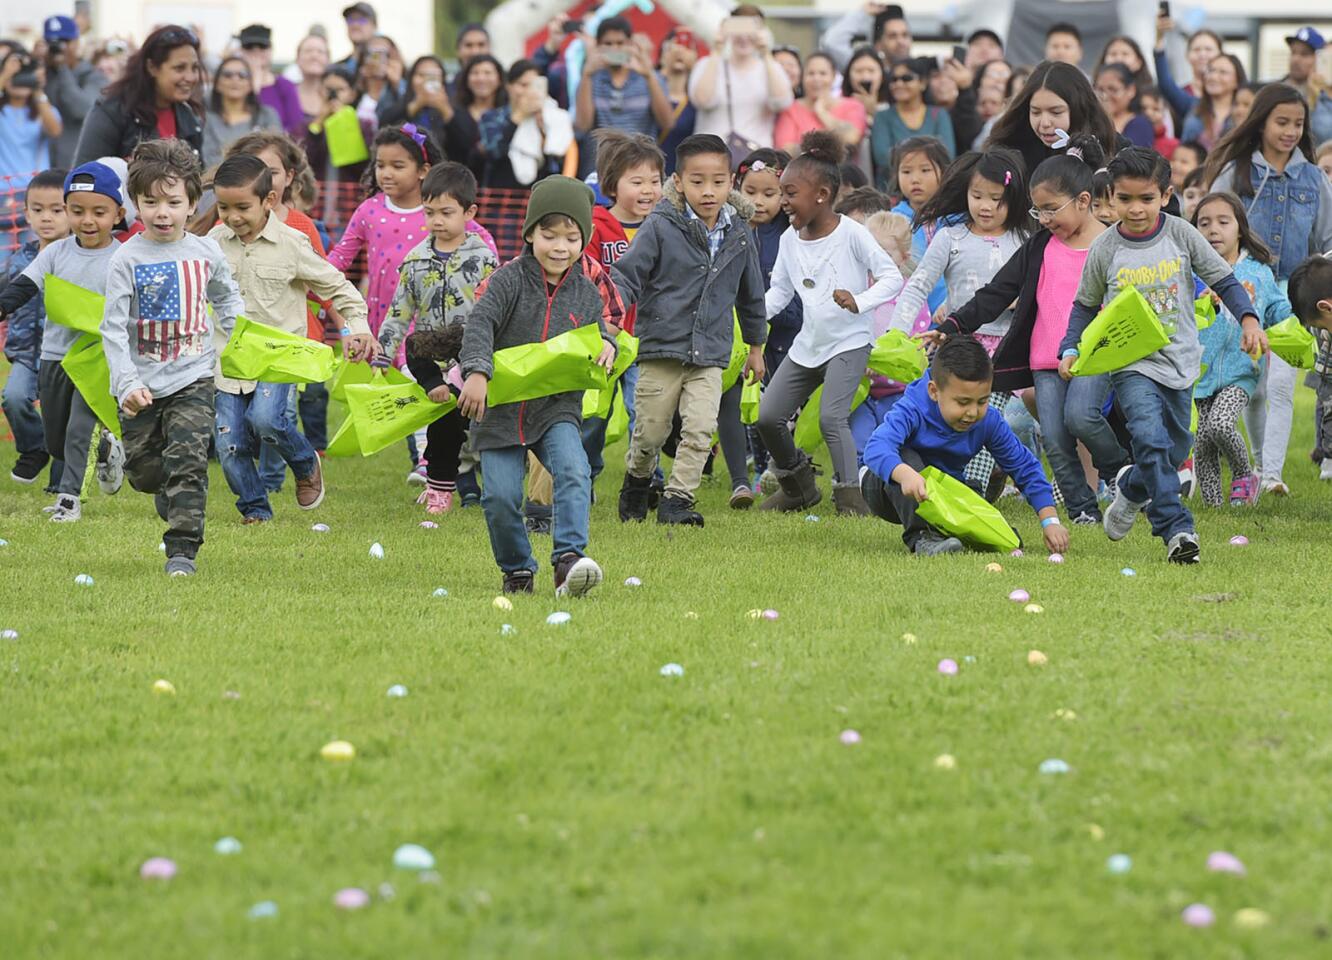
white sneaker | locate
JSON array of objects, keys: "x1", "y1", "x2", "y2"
[
  {"x1": 1320, "y1": 458, "x2": 1332, "y2": 482},
  {"x1": 1103, "y1": 465, "x2": 1147, "y2": 541},
  {"x1": 555, "y1": 554, "x2": 603, "y2": 597},
  {"x1": 96, "y1": 432, "x2": 125, "y2": 495},
  {"x1": 406, "y1": 463, "x2": 427, "y2": 486},
  {"x1": 1260, "y1": 478, "x2": 1290, "y2": 497},
  {"x1": 49, "y1": 494, "x2": 82, "y2": 522}
]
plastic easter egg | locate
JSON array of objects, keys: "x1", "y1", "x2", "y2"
[
  {"x1": 140, "y1": 857, "x2": 177, "y2": 880},
  {"x1": 1024, "y1": 603, "x2": 1045, "y2": 614},
  {"x1": 247, "y1": 900, "x2": 278, "y2": 919},
  {"x1": 746, "y1": 609, "x2": 763, "y2": 620},
  {"x1": 214, "y1": 836, "x2": 242, "y2": 855},
  {"x1": 1039, "y1": 758, "x2": 1070, "y2": 774},
  {"x1": 386, "y1": 684, "x2": 408, "y2": 698},
  {"x1": 432, "y1": 587, "x2": 448, "y2": 598},
  {"x1": 683, "y1": 611, "x2": 699, "y2": 620},
  {"x1": 419, "y1": 521, "x2": 438, "y2": 530},
  {"x1": 901, "y1": 632, "x2": 918, "y2": 644},
  {"x1": 624, "y1": 577, "x2": 642, "y2": 587},
  {"x1": 333, "y1": 887, "x2": 370, "y2": 910},
  {"x1": 659, "y1": 662, "x2": 685, "y2": 677},
  {"x1": 1048, "y1": 552, "x2": 1064, "y2": 564},
  {"x1": 839, "y1": 729, "x2": 861, "y2": 745},
  {"x1": 1181, "y1": 903, "x2": 1215, "y2": 928},
  {"x1": 1121, "y1": 567, "x2": 1136, "y2": 577},
  {"x1": 1106, "y1": 853, "x2": 1132, "y2": 874},
  {"x1": 223, "y1": 690, "x2": 241, "y2": 700},
  {"x1": 1010, "y1": 548, "x2": 1023, "y2": 558},
  {"x1": 1229, "y1": 535, "x2": 1249, "y2": 547},
  {"x1": 74, "y1": 574, "x2": 94, "y2": 587},
  {"x1": 985, "y1": 562, "x2": 1003, "y2": 573},
  {"x1": 1233, "y1": 908, "x2": 1270, "y2": 930},
  {"x1": 934, "y1": 753, "x2": 956, "y2": 770},
  {"x1": 937, "y1": 658, "x2": 959, "y2": 676},
  {"x1": 1, "y1": 629, "x2": 18, "y2": 641},
  {"x1": 1087, "y1": 823, "x2": 1105, "y2": 841},
  {"x1": 492, "y1": 595, "x2": 513, "y2": 611},
  {"x1": 500, "y1": 624, "x2": 517, "y2": 636},
  {"x1": 368, "y1": 542, "x2": 385, "y2": 560},
  {"x1": 761, "y1": 609, "x2": 779, "y2": 621},
  {"x1": 1008, "y1": 589, "x2": 1029, "y2": 603},
  {"x1": 805, "y1": 514, "x2": 821, "y2": 522},
  {"x1": 1027, "y1": 649, "x2": 1048, "y2": 666},
  {"x1": 963, "y1": 655, "x2": 976, "y2": 663},
  {"x1": 1207, "y1": 851, "x2": 1246, "y2": 876},
  {"x1": 392, "y1": 843, "x2": 436, "y2": 871},
  {"x1": 311, "y1": 523, "x2": 329, "y2": 533},
  {"x1": 1053, "y1": 708, "x2": 1078, "y2": 722},
  {"x1": 152, "y1": 679, "x2": 176, "y2": 696},
  {"x1": 546, "y1": 611, "x2": 572, "y2": 626},
  {"x1": 320, "y1": 740, "x2": 356, "y2": 762}
]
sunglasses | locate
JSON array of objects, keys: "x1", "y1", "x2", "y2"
[
  {"x1": 157, "y1": 28, "x2": 198, "y2": 47},
  {"x1": 219, "y1": 69, "x2": 250, "y2": 80},
  {"x1": 888, "y1": 73, "x2": 918, "y2": 84}
]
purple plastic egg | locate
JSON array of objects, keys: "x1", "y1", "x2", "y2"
[
  {"x1": 333, "y1": 887, "x2": 371, "y2": 910},
  {"x1": 1181, "y1": 903, "x2": 1215, "y2": 928},
  {"x1": 1229, "y1": 535, "x2": 1249, "y2": 547},
  {"x1": 938, "y1": 658, "x2": 959, "y2": 676},
  {"x1": 839, "y1": 729, "x2": 861, "y2": 745},
  {"x1": 140, "y1": 857, "x2": 177, "y2": 880},
  {"x1": 1008, "y1": 589, "x2": 1030, "y2": 603},
  {"x1": 1047, "y1": 552, "x2": 1064, "y2": 564},
  {"x1": 1206, "y1": 851, "x2": 1246, "y2": 876},
  {"x1": 1010, "y1": 549, "x2": 1024, "y2": 558},
  {"x1": 761, "y1": 609, "x2": 780, "y2": 621}
]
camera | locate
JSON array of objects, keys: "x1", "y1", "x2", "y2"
[
  {"x1": 48, "y1": 39, "x2": 66, "y2": 56},
  {"x1": 10, "y1": 55, "x2": 40, "y2": 89},
  {"x1": 602, "y1": 49, "x2": 630, "y2": 67}
]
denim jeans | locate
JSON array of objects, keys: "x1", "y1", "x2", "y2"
[
  {"x1": 849, "y1": 393, "x2": 902, "y2": 467},
  {"x1": 480, "y1": 420, "x2": 591, "y2": 574},
  {"x1": 1032, "y1": 370, "x2": 1127, "y2": 518},
  {"x1": 1110, "y1": 371, "x2": 1194, "y2": 542},
  {"x1": 298, "y1": 381, "x2": 329, "y2": 450},
  {"x1": 215, "y1": 384, "x2": 318, "y2": 519},
  {"x1": 2, "y1": 358, "x2": 46, "y2": 455},
  {"x1": 257, "y1": 385, "x2": 303, "y2": 492}
]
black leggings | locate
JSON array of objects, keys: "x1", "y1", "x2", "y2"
[{"x1": 425, "y1": 408, "x2": 467, "y2": 488}]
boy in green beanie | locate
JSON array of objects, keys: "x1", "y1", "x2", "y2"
[{"x1": 458, "y1": 176, "x2": 619, "y2": 596}]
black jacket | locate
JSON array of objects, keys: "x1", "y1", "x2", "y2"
[
  {"x1": 935, "y1": 229, "x2": 1053, "y2": 392},
  {"x1": 73, "y1": 96, "x2": 204, "y2": 166}
]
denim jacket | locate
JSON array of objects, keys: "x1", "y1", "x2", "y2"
[
  {"x1": 1196, "y1": 254, "x2": 1290, "y2": 400},
  {"x1": 1, "y1": 240, "x2": 42, "y2": 367},
  {"x1": 1211, "y1": 151, "x2": 1332, "y2": 281}
]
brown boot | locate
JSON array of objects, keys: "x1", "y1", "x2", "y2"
[
  {"x1": 833, "y1": 482, "x2": 871, "y2": 516},
  {"x1": 296, "y1": 459, "x2": 325, "y2": 510},
  {"x1": 760, "y1": 460, "x2": 822, "y2": 512}
]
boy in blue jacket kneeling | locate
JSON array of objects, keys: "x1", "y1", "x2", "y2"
[{"x1": 861, "y1": 336, "x2": 1071, "y2": 557}]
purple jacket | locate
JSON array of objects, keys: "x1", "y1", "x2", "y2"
[{"x1": 258, "y1": 76, "x2": 305, "y2": 135}]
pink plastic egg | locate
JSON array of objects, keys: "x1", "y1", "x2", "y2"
[
  {"x1": 938, "y1": 658, "x2": 959, "y2": 676},
  {"x1": 333, "y1": 887, "x2": 371, "y2": 910},
  {"x1": 1008, "y1": 589, "x2": 1030, "y2": 603},
  {"x1": 140, "y1": 857, "x2": 177, "y2": 880}
]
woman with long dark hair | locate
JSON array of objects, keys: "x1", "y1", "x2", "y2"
[
  {"x1": 985, "y1": 60, "x2": 1117, "y2": 181},
  {"x1": 202, "y1": 57, "x2": 280, "y2": 168},
  {"x1": 73, "y1": 24, "x2": 203, "y2": 164},
  {"x1": 870, "y1": 58, "x2": 954, "y2": 188},
  {"x1": 445, "y1": 54, "x2": 506, "y2": 180},
  {"x1": 1094, "y1": 63, "x2": 1153, "y2": 149}
]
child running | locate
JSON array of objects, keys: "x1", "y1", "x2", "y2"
[
  {"x1": 101, "y1": 139, "x2": 247, "y2": 576},
  {"x1": 930, "y1": 136, "x2": 1129, "y2": 524},
  {"x1": 458, "y1": 177, "x2": 616, "y2": 596},
  {"x1": 1057, "y1": 147, "x2": 1264, "y2": 564},
  {"x1": 1190, "y1": 192, "x2": 1291, "y2": 506},
  {"x1": 755, "y1": 130, "x2": 904, "y2": 515},
  {"x1": 209, "y1": 154, "x2": 377, "y2": 523},
  {"x1": 612, "y1": 133, "x2": 767, "y2": 527},
  {"x1": 860, "y1": 336, "x2": 1069, "y2": 556},
  {"x1": 379, "y1": 162, "x2": 498, "y2": 514},
  {"x1": 0, "y1": 162, "x2": 127, "y2": 520}
]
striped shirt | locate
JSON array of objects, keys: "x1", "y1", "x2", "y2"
[{"x1": 589, "y1": 69, "x2": 658, "y2": 137}]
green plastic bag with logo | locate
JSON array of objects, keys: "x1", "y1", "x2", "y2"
[
  {"x1": 325, "y1": 105, "x2": 370, "y2": 168},
  {"x1": 740, "y1": 378, "x2": 761, "y2": 425},
  {"x1": 488, "y1": 323, "x2": 608, "y2": 405},
  {"x1": 1194, "y1": 295, "x2": 1216, "y2": 331},
  {"x1": 220, "y1": 314, "x2": 336, "y2": 383},
  {"x1": 329, "y1": 358, "x2": 410, "y2": 403},
  {"x1": 794, "y1": 378, "x2": 870, "y2": 453},
  {"x1": 1265, "y1": 317, "x2": 1317, "y2": 369},
  {"x1": 327, "y1": 373, "x2": 455, "y2": 457},
  {"x1": 866, "y1": 329, "x2": 928, "y2": 383},
  {"x1": 1070, "y1": 285, "x2": 1170, "y2": 376},
  {"x1": 60, "y1": 332, "x2": 121, "y2": 438},
  {"x1": 915, "y1": 466, "x2": 1020, "y2": 552},
  {"x1": 43, "y1": 275, "x2": 105, "y2": 335},
  {"x1": 583, "y1": 329, "x2": 639, "y2": 419}
]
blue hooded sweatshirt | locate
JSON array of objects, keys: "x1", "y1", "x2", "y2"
[{"x1": 863, "y1": 371, "x2": 1056, "y2": 513}]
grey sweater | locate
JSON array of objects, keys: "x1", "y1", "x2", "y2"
[
  {"x1": 17, "y1": 235, "x2": 122, "y2": 361},
  {"x1": 1060, "y1": 215, "x2": 1257, "y2": 390},
  {"x1": 101, "y1": 234, "x2": 245, "y2": 404}
]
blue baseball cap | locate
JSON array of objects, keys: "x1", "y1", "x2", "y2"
[
  {"x1": 64, "y1": 162, "x2": 123, "y2": 205},
  {"x1": 1286, "y1": 27, "x2": 1325, "y2": 52},
  {"x1": 44, "y1": 15, "x2": 78, "y2": 42}
]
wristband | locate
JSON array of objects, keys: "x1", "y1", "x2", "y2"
[
  {"x1": 1041, "y1": 517, "x2": 1061, "y2": 528},
  {"x1": 340, "y1": 326, "x2": 353, "y2": 336},
  {"x1": 1060, "y1": 348, "x2": 1079, "y2": 359}
]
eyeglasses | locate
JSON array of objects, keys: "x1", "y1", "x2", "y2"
[
  {"x1": 1028, "y1": 196, "x2": 1076, "y2": 221},
  {"x1": 888, "y1": 73, "x2": 917, "y2": 84}
]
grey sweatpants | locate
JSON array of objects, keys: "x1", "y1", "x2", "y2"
[
  {"x1": 37, "y1": 360, "x2": 96, "y2": 497},
  {"x1": 756, "y1": 344, "x2": 870, "y2": 484},
  {"x1": 717, "y1": 381, "x2": 749, "y2": 489}
]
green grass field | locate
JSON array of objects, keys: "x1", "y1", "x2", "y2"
[{"x1": 3, "y1": 384, "x2": 1332, "y2": 958}]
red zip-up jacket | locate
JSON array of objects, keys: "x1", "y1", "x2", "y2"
[{"x1": 590, "y1": 205, "x2": 638, "y2": 334}]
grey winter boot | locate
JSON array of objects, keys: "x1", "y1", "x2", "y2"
[
  {"x1": 760, "y1": 459, "x2": 823, "y2": 512},
  {"x1": 832, "y1": 482, "x2": 871, "y2": 516}
]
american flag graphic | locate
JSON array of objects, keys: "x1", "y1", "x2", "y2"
[{"x1": 133, "y1": 259, "x2": 212, "y2": 361}]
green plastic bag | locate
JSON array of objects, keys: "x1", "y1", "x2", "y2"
[
  {"x1": 1194, "y1": 295, "x2": 1216, "y2": 331},
  {"x1": 1266, "y1": 317, "x2": 1317, "y2": 369},
  {"x1": 329, "y1": 358, "x2": 409, "y2": 403},
  {"x1": 604, "y1": 390, "x2": 630, "y2": 445},
  {"x1": 740, "y1": 378, "x2": 761, "y2": 425},
  {"x1": 43, "y1": 275, "x2": 104, "y2": 335},
  {"x1": 220, "y1": 314, "x2": 336, "y2": 384},
  {"x1": 60, "y1": 332, "x2": 121, "y2": 438},
  {"x1": 915, "y1": 466, "x2": 1020, "y2": 552},
  {"x1": 866, "y1": 329, "x2": 928, "y2": 383},
  {"x1": 1070, "y1": 285, "x2": 1170, "y2": 376},
  {"x1": 326, "y1": 373, "x2": 455, "y2": 457},
  {"x1": 794, "y1": 378, "x2": 870, "y2": 453},
  {"x1": 583, "y1": 329, "x2": 639, "y2": 419},
  {"x1": 720, "y1": 314, "x2": 749, "y2": 392},
  {"x1": 487, "y1": 324, "x2": 608, "y2": 405},
  {"x1": 325, "y1": 105, "x2": 370, "y2": 168}
]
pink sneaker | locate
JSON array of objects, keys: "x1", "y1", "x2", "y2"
[
  {"x1": 1229, "y1": 472, "x2": 1259, "y2": 506},
  {"x1": 416, "y1": 488, "x2": 453, "y2": 514}
]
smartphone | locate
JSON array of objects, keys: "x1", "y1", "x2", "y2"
[
  {"x1": 563, "y1": 18, "x2": 582, "y2": 35},
  {"x1": 673, "y1": 29, "x2": 694, "y2": 51},
  {"x1": 603, "y1": 49, "x2": 631, "y2": 67},
  {"x1": 952, "y1": 44, "x2": 968, "y2": 63},
  {"x1": 531, "y1": 75, "x2": 548, "y2": 99}
]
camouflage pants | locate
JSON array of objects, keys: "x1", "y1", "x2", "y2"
[{"x1": 119, "y1": 378, "x2": 214, "y2": 559}]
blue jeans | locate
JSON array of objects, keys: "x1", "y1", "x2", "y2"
[
  {"x1": 2, "y1": 358, "x2": 47, "y2": 455},
  {"x1": 480, "y1": 421, "x2": 591, "y2": 574},
  {"x1": 849, "y1": 393, "x2": 902, "y2": 466},
  {"x1": 1032, "y1": 371, "x2": 1128, "y2": 518},
  {"x1": 256, "y1": 385, "x2": 301, "y2": 492},
  {"x1": 215, "y1": 384, "x2": 318, "y2": 519},
  {"x1": 1111, "y1": 371, "x2": 1194, "y2": 542},
  {"x1": 299, "y1": 381, "x2": 329, "y2": 450}
]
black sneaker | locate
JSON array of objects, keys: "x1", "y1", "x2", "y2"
[
  {"x1": 912, "y1": 532, "x2": 964, "y2": 557},
  {"x1": 1167, "y1": 531, "x2": 1201, "y2": 564},
  {"x1": 525, "y1": 515, "x2": 552, "y2": 535},
  {"x1": 502, "y1": 570, "x2": 535, "y2": 594},
  {"x1": 618, "y1": 473, "x2": 652, "y2": 522},
  {"x1": 657, "y1": 493, "x2": 704, "y2": 526},
  {"x1": 554, "y1": 552, "x2": 603, "y2": 597},
  {"x1": 10, "y1": 450, "x2": 49, "y2": 484}
]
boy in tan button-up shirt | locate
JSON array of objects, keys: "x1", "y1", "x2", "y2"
[{"x1": 208, "y1": 154, "x2": 378, "y2": 521}]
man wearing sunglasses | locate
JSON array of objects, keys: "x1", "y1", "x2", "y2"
[
  {"x1": 236, "y1": 24, "x2": 304, "y2": 134},
  {"x1": 338, "y1": 2, "x2": 378, "y2": 71}
]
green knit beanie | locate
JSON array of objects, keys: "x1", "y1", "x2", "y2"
[{"x1": 522, "y1": 176, "x2": 595, "y2": 250}]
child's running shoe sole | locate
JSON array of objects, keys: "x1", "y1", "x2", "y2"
[{"x1": 555, "y1": 557, "x2": 603, "y2": 597}]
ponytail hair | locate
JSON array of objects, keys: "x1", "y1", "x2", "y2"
[
  {"x1": 1030, "y1": 134, "x2": 1104, "y2": 198},
  {"x1": 914, "y1": 146, "x2": 1031, "y2": 234},
  {"x1": 786, "y1": 129, "x2": 845, "y2": 198},
  {"x1": 361, "y1": 124, "x2": 443, "y2": 197}
]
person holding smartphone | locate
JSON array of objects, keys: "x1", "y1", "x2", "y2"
[
  {"x1": 688, "y1": 7, "x2": 793, "y2": 152},
  {"x1": 0, "y1": 51, "x2": 62, "y2": 192},
  {"x1": 574, "y1": 16, "x2": 674, "y2": 138},
  {"x1": 479, "y1": 59, "x2": 574, "y2": 189}
]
